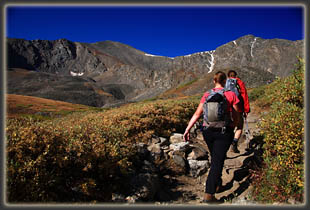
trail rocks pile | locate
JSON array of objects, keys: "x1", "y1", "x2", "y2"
[
  {"x1": 113, "y1": 127, "x2": 211, "y2": 203},
  {"x1": 112, "y1": 112, "x2": 263, "y2": 205},
  {"x1": 152, "y1": 132, "x2": 210, "y2": 178}
]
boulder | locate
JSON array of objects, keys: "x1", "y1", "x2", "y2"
[
  {"x1": 172, "y1": 155, "x2": 186, "y2": 168},
  {"x1": 188, "y1": 160, "x2": 210, "y2": 177},
  {"x1": 169, "y1": 142, "x2": 190, "y2": 152},
  {"x1": 129, "y1": 172, "x2": 160, "y2": 201},
  {"x1": 151, "y1": 136, "x2": 161, "y2": 144},
  {"x1": 169, "y1": 133, "x2": 184, "y2": 144},
  {"x1": 159, "y1": 137, "x2": 169, "y2": 147},
  {"x1": 147, "y1": 143, "x2": 163, "y2": 161},
  {"x1": 165, "y1": 157, "x2": 187, "y2": 175},
  {"x1": 187, "y1": 146, "x2": 208, "y2": 160},
  {"x1": 147, "y1": 143, "x2": 162, "y2": 154}
]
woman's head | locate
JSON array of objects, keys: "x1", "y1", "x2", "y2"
[
  {"x1": 213, "y1": 71, "x2": 227, "y2": 86},
  {"x1": 227, "y1": 70, "x2": 237, "y2": 78}
]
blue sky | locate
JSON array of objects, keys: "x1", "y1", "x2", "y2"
[{"x1": 6, "y1": 5, "x2": 304, "y2": 57}]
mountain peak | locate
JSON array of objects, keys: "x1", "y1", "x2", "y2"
[
  {"x1": 7, "y1": 35, "x2": 304, "y2": 107},
  {"x1": 92, "y1": 40, "x2": 136, "y2": 50}
]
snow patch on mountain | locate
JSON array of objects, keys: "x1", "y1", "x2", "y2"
[
  {"x1": 250, "y1": 37, "x2": 258, "y2": 58},
  {"x1": 70, "y1": 71, "x2": 84, "y2": 76},
  {"x1": 144, "y1": 53, "x2": 174, "y2": 59},
  {"x1": 206, "y1": 50, "x2": 215, "y2": 73}
]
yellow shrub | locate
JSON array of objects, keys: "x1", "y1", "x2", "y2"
[
  {"x1": 251, "y1": 58, "x2": 305, "y2": 203},
  {"x1": 6, "y1": 96, "x2": 200, "y2": 202}
]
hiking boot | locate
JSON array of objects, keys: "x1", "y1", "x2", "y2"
[
  {"x1": 232, "y1": 141, "x2": 240, "y2": 153},
  {"x1": 202, "y1": 193, "x2": 221, "y2": 204}
]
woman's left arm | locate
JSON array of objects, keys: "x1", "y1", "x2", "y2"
[{"x1": 183, "y1": 102, "x2": 203, "y2": 141}]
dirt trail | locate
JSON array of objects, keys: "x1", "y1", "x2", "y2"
[{"x1": 157, "y1": 111, "x2": 262, "y2": 205}]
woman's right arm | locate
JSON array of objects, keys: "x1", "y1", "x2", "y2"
[{"x1": 183, "y1": 102, "x2": 203, "y2": 141}]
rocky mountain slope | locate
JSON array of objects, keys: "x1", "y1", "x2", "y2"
[{"x1": 7, "y1": 35, "x2": 303, "y2": 107}]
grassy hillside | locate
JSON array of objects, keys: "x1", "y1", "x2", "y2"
[
  {"x1": 6, "y1": 94, "x2": 96, "y2": 119},
  {"x1": 6, "y1": 94, "x2": 200, "y2": 202},
  {"x1": 158, "y1": 67, "x2": 276, "y2": 100},
  {"x1": 248, "y1": 58, "x2": 304, "y2": 204},
  {"x1": 7, "y1": 68, "x2": 117, "y2": 107},
  {"x1": 157, "y1": 74, "x2": 214, "y2": 99}
]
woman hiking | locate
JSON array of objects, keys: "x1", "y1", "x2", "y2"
[
  {"x1": 183, "y1": 71, "x2": 240, "y2": 203},
  {"x1": 225, "y1": 70, "x2": 250, "y2": 153}
]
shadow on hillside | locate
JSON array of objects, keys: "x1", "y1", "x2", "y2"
[{"x1": 218, "y1": 135, "x2": 265, "y2": 202}]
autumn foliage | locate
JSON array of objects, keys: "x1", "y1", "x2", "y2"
[
  {"x1": 250, "y1": 58, "x2": 305, "y2": 203},
  {"x1": 6, "y1": 96, "x2": 199, "y2": 202}
]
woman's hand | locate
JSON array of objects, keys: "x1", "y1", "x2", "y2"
[
  {"x1": 183, "y1": 102, "x2": 203, "y2": 142},
  {"x1": 183, "y1": 129, "x2": 190, "y2": 141}
]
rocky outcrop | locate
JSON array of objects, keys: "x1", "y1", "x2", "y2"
[
  {"x1": 7, "y1": 38, "x2": 108, "y2": 75},
  {"x1": 212, "y1": 35, "x2": 304, "y2": 86},
  {"x1": 7, "y1": 35, "x2": 304, "y2": 107}
]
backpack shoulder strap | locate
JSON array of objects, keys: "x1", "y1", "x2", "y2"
[
  {"x1": 206, "y1": 88, "x2": 226, "y2": 101},
  {"x1": 215, "y1": 88, "x2": 225, "y2": 97},
  {"x1": 206, "y1": 89, "x2": 214, "y2": 98},
  {"x1": 207, "y1": 88, "x2": 220, "y2": 96},
  {"x1": 203, "y1": 90, "x2": 212, "y2": 103}
]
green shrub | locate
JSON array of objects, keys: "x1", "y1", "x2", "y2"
[
  {"x1": 251, "y1": 58, "x2": 305, "y2": 203},
  {"x1": 248, "y1": 86, "x2": 266, "y2": 102}
]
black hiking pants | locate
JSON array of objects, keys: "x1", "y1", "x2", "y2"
[{"x1": 202, "y1": 127, "x2": 234, "y2": 194}]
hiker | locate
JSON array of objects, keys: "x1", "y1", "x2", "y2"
[
  {"x1": 183, "y1": 71, "x2": 240, "y2": 203},
  {"x1": 225, "y1": 70, "x2": 250, "y2": 153}
]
